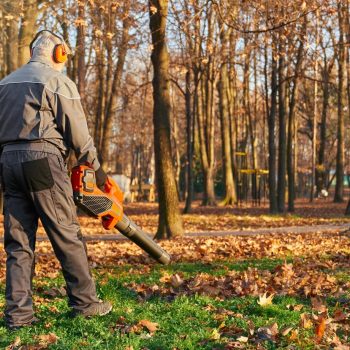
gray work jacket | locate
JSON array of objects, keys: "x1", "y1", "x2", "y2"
[{"x1": 0, "y1": 58, "x2": 100, "y2": 170}]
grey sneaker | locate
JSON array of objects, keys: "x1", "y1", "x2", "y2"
[
  {"x1": 6, "y1": 316, "x2": 40, "y2": 330},
  {"x1": 72, "y1": 301, "x2": 112, "y2": 318}
]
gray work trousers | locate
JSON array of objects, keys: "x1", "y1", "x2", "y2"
[{"x1": 0, "y1": 143, "x2": 99, "y2": 326}]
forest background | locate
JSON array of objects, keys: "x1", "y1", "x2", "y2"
[{"x1": 2, "y1": 0, "x2": 350, "y2": 229}]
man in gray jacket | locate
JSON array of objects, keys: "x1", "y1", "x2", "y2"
[{"x1": 0, "y1": 30, "x2": 112, "y2": 329}]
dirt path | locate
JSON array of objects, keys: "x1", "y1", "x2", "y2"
[
  {"x1": 0, "y1": 222, "x2": 342, "y2": 243},
  {"x1": 0, "y1": 223, "x2": 348, "y2": 244}
]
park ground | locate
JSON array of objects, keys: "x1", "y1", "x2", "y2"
[{"x1": 0, "y1": 198, "x2": 349, "y2": 349}]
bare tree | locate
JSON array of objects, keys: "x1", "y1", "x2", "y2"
[{"x1": 149, "y1": 0, "x2": 184, "y2": 238}]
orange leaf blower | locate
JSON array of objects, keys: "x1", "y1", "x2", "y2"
[{"x1": 71, "y1": 165, "x2": 170, "y2": 265}]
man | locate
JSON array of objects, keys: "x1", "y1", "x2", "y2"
[{"x1": 0, "y1": 30, "x2": 112, "y2": 330}]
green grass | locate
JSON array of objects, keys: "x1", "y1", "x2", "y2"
[{"x1": 0, "y1": 257, "x2": 348, "y2": 349}]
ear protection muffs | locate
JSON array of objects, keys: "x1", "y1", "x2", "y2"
[
  {"x1": 52, "y1": 44, "x2": 67, "y2": 63},
  {"x1": 29, "y1": 30, "x2": 68, "y2": 64}
]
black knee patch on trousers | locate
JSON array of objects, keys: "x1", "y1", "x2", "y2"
[{"x1": 22, "y1": 158, "x2": 54, "y2": 191}]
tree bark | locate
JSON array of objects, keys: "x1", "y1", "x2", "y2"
[
  {"x1": 218, "y1": 25, "x2": 237, "y2": 205},
  {"x1": 18, "y1": 0, "x2": 38, "y2": 67},
  {"x1": 334, "y1": 2, "x2": 346, "y2": 203},
  {"x1": 100, "y1": 5, "x2": 130, "y2": 170},
  {"x1": 5, "y1": 8, "x2": 18, "y2": 74},
  {"x1": 287, "y1": 29, "x2": 305, "y2": 212},
  {"x1": 317, "y1": 54, "x2": 334, "y2": 196},
  {"x1": 149, "y1": 0, "x2": 184, "y2": 238},
  {"x1": 268, "y1": 44, "x2": 278, "y2": 213},
  {"x1": 277, "y1": 39, "x2": 286, "y2": 213},
  {"x1": 184, "y1": 70, "x2": 194, "y2": 213},
  {"x1": 76, "y1": 0, "x2": 86, "y2": 104}
]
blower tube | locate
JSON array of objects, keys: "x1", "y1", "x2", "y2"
[{"x1": 115, "y1": 214, "x2": 171, "y2": 265}]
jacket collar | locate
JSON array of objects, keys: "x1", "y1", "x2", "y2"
[{"x1": 29, "y1": 56, "x2": 55, "y2": 69}]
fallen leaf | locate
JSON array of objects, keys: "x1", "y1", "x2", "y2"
[
  {"x1": 209, "y1": 328, "x2": 221, "y2": 340},
  {"x1": 224, "y1": 341, "x2": 246, "y2": 349},
  {"x1": 289, "y1": 329, "x2": 299, "y2": 340},
  {"x1": 43, "y1": 286, "x2": 66, "y2": 298},
  {"x1": 5, "y1": 337, "x2": 21, "y2": 350},
  {"x1": 281, "y1": 326, "x2": 293, "y2": 336},
  {"x1": 311, "y1": 298, "x2": 327, "y2": 314},
  {"x1": 315, "y1": 316, "x2": 326, "y2": 343},
  {"x1": 287, "y1": 304, "x2": 304, "y2": 311},
  {"x1": 139, "y1": 319, "x2": 158, "y2": 333},
  {"x1": 36, "y1": 332, "x2": 59, "y2": 347},
  {"x1": 256, "y1": 323, "x2": 278, "y2": 341},
  {"x1": 334, "y1": 345, "x2": 350, "y2": 350},
  {"x1": 171, "y1": 274, "x2": 184, "y2": 288},
  {"x1": 333, "y1": 309, "x2": 348, "y2": 322},
  {"x1": 257, "y1": 292, "x2": 274, "y2": 307},
  {"x1": 300, "y1": 313, "x2": 313, "y2": 329},
  {"x1": 236, "y1": 336, "x2": 248, "y2": 343}
]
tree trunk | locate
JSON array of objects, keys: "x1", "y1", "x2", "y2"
[
  {"x1": 198, "y1": 75, "x2": 216, "y2": 205},
  {"x1": 149, "y1": 0, "x2": 184, "y2": 238},
  {"x1": 100, "y1": 6, "x2": 130, "y2": 171},
  {"x1": 184, "y1": 70, "x2": 194, "y2": 213},
  {"x1": 335, "y1": 2, "x2": 346, "y2": 203},
  {"x1": 76, "y1": 0, "x2": 86, "y2": 104},
  {"x1": 317, "y1": 55, "x2": 334, "y2": 196},
  {"x1": 18, "y1": 0, "x2": 38, "y2": 67},
  {"x1": 218, "y1": 21, "x2": 236, "y2": 206},
  {"x1": 277, "y1": 39, "x2": 286, "y2": 213},
  {"x1": 268, "y1": 45, "x2": 278, "y2": 213},
  {"x1": 310, "y1": 12, "x2": 319, "y2": 202},
  {"x1": 5, "y1": 11, "x2": 18, "y2": 74},
  {"x1": 287, "y1": 29, "x2": 305, "y2": 212}
]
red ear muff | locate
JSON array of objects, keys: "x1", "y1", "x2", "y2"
[{"x1": 53, "y1": 44, "x2": 67, "y2": 63}]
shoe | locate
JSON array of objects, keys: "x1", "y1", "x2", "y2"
[
  {"x1": 72, "y1": 300, "x2": 112, "y2": 318},
  {"x1": 6, "y1": 316, "x2": 40, "y2": 330}
]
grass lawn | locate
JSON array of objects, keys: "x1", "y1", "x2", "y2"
[{"x1": 0, "y1": 256, "x2": 349, "y2": 350}]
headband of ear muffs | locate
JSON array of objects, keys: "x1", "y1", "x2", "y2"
[{"x1": 29, "y1": 30, "x2": 68, "y2": 64}]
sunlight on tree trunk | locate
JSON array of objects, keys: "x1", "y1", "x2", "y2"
[{"x1": 149, "y1": 0, "x2": 184, "y2": 239}]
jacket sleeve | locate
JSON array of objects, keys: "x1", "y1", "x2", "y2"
[{"x1": 46, "y1": 75, "x2": 101, "y2": 171}]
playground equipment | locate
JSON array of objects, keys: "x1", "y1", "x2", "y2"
[{"x1": 235, "y1": 152, "x2": 268, "y2": 206}]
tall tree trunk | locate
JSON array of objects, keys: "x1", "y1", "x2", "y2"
[
  {"x1": 277, "y1": 39, "x2": 286, "y2": 213},
  {"x1": 198, "y1": 75, "x2": 216, "y2": 205},
  {"x1": 228, "y1": 31, "x2": 237, "y2": 179},
  {"x1": 310, "y1": 12, "x2": 319, "y2": 202},
  {"x1": 149, "y1": 0, "x2": 184, "y2": 238},
  {"x1": 18, "y1": 0, "x2": 38, "y2": 67},
  {"x1": 197, "y1": 7, "x2": 216, "y2": 206},
  {"x1": 184, "y1": 70, "x2": 194, "y2": 213},
  {"x1": 100, "y1": 6, "x2": 130, "y2": 170},
  {"x1": 268, "y1": 45, "x2": 278, "y2": 213},
  {"x1": 93, "y1": 8, "x2": 105, "y2": 152},
  {"x1": 317, "y1": 55, "x2": 334, "y2": 196},
  {"x1": 287, "y1": 28, "x2": 305, "y2": 212},
  {"x1": 345, "y1": 0, "x2": 350, "y2": 214},
  {"x1": 5, "y1": 10, "x2": 18, "y2": 74},
  {"x1": 334, "y1": 2, "x2": 346, "y2": 203},
  {"x1": 76, "y1": 0, "x2": 86, "y2": 104},
  {"x1": 218, "y1": 24, "x2": 236, "y2": 205},
  {"x1": 94, "y1": 45, "x2": 105, "y2": 151}
]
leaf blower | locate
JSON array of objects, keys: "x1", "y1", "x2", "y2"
[{"x1": 71, "y1": 165, "x2": 171, "y2": 265}]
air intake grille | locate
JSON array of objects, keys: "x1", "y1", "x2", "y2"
[{"x1": 82, "y1": 195, "x2": 113, "y2": 215}]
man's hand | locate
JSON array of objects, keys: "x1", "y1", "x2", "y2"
[{"x1": 95, "y1": 167, "x2": 107, "y2": 190}]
